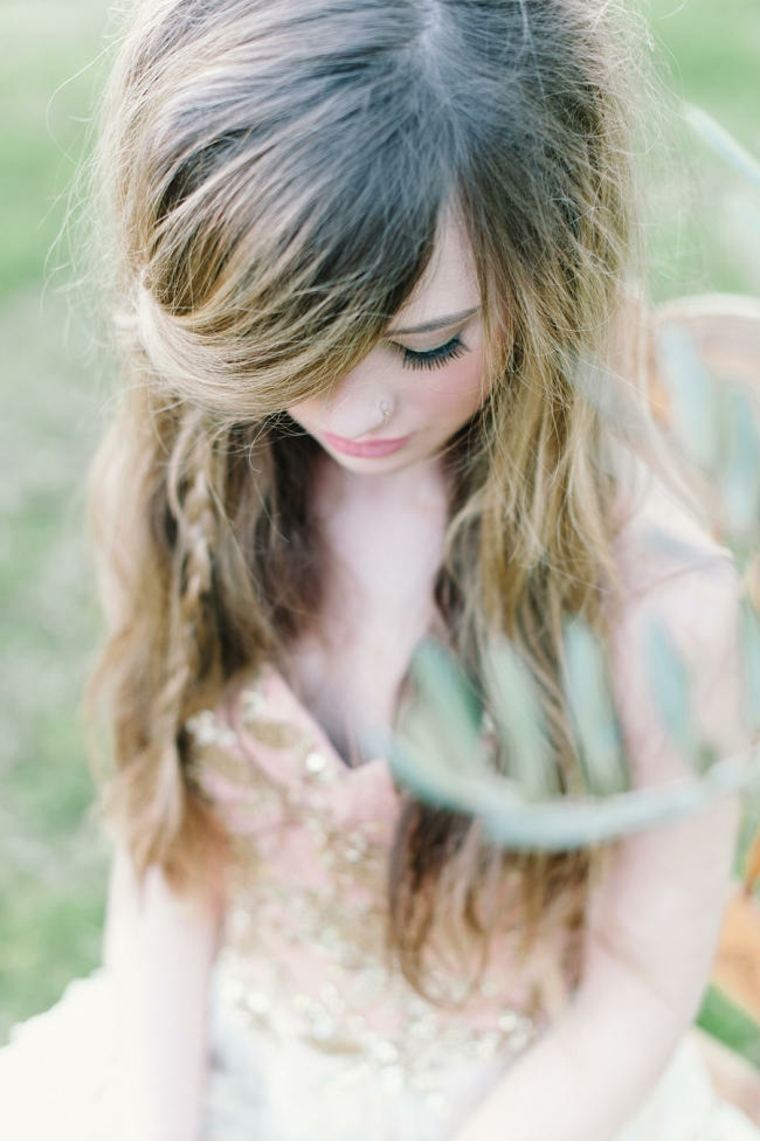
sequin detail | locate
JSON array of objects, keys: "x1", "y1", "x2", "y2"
[{"x1": 184, "y1": 670, "x2": 557, "y2": 1110}]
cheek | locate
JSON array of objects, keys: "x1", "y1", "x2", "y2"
[
  {"x1": 285, "y1": 396, "x2": 322, "y2": 432},
  {"x1": 412, "y1": 346, "x2": 487, "y2": 423}
]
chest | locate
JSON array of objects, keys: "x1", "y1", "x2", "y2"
[{"x1": 282, "y1": 476, "x2": 449, "y2": 768}]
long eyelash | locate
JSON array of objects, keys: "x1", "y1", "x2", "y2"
[{"x1": 398, "y1": 335, "x2": 468, "y2": 371}]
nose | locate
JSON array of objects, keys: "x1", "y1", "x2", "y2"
[{"x1": 321, "y1": 378, "x2": 396, "y2": 441}]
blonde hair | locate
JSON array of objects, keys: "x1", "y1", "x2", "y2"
[{"x1": 84, "y1": 0, "x2": 689, "y2": 1005}]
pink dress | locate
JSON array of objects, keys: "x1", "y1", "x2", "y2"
[{"x1": 1, "y1": 660, "x2": 758, "y2": 1140}]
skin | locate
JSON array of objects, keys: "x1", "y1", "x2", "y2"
[{"x1": 286, "y1": 205, "x2": 488, "y2": 507}]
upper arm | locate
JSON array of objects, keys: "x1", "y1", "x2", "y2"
[
  {"x1": 102, "y1": 844, "x2": 226, "y2": 1141},
  {"x1": 580, "y1": 555, "x2": 747, "y2": 1029},
  {"x1": 103, "y1": 841, "x2": 226, "y2": 974}
]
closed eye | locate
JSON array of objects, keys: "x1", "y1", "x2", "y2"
[{"x1": 393, "y1": 334, "x2": 468, "y2": 371}]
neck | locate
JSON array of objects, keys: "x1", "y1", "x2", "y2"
[{"x1": 317, "y1": 450, "x2": 451, "y2": 512}]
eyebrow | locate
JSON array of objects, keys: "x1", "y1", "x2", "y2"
[{"x1": 387, "y1": 306, "x2": 480, "y2": 336}]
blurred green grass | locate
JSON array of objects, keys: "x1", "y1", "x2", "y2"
[
  {"x1": 1, "y1": 0, "x2": 759, "y2": 1043},
  {"x1": 639, "y1": 0, "x2": 760, "y2": 300}
]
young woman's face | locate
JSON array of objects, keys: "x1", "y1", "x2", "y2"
[{"x1": 285, "y1": 210, "x2": 487, "y2": 481}]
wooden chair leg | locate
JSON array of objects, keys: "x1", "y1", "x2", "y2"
[
  {"x1": 691, "y1": 1026, "x2": 760, "y2": 1125},
  {"x1": 713, "y1": 884, "x2": 760, "y2": 1026},
  {"x1": 701, "y1": 880, "x2": 760, "y2": 1121},
  {"x1": 745, "y1": 834, "x2": 760, "y2": 897}
]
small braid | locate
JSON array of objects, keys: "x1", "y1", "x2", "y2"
[{"x1": 151, "y1": 406, "x2": 223, "y2": 843}]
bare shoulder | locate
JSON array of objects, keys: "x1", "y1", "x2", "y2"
[
  {"x1": 611, "y1": 452, "x2": 735, "y2": 596},
  {"x1": 606, "y1": 464, "x2": 745, "y2": 785}
]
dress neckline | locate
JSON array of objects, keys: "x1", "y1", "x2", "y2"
[
  {"x1": 228, "y1": 605, "x2": 453, "y2": 782},
  {"x1": 230, "y1": 661, "x2": 392, "y2": 778}
]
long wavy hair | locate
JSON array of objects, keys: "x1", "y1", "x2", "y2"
[{"x1": 83, "y1": 0, "x2": 692, "y2": 1006}]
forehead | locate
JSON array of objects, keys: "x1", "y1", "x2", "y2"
[{"x1": 389, "y1": 208, "x2": 480, "y2": 331}]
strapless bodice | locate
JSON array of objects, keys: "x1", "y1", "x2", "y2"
[{"x1": 183, "y1": 661, "x2": 582, "y2": 1127}]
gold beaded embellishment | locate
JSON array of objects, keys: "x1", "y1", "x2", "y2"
[{"x1": 184, "y1": 678, "x2": 548, "y2": 1115}]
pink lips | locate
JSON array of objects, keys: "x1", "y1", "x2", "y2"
[{"x1": 322, "y1": 432, "x2": 410, "y2": 458}]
